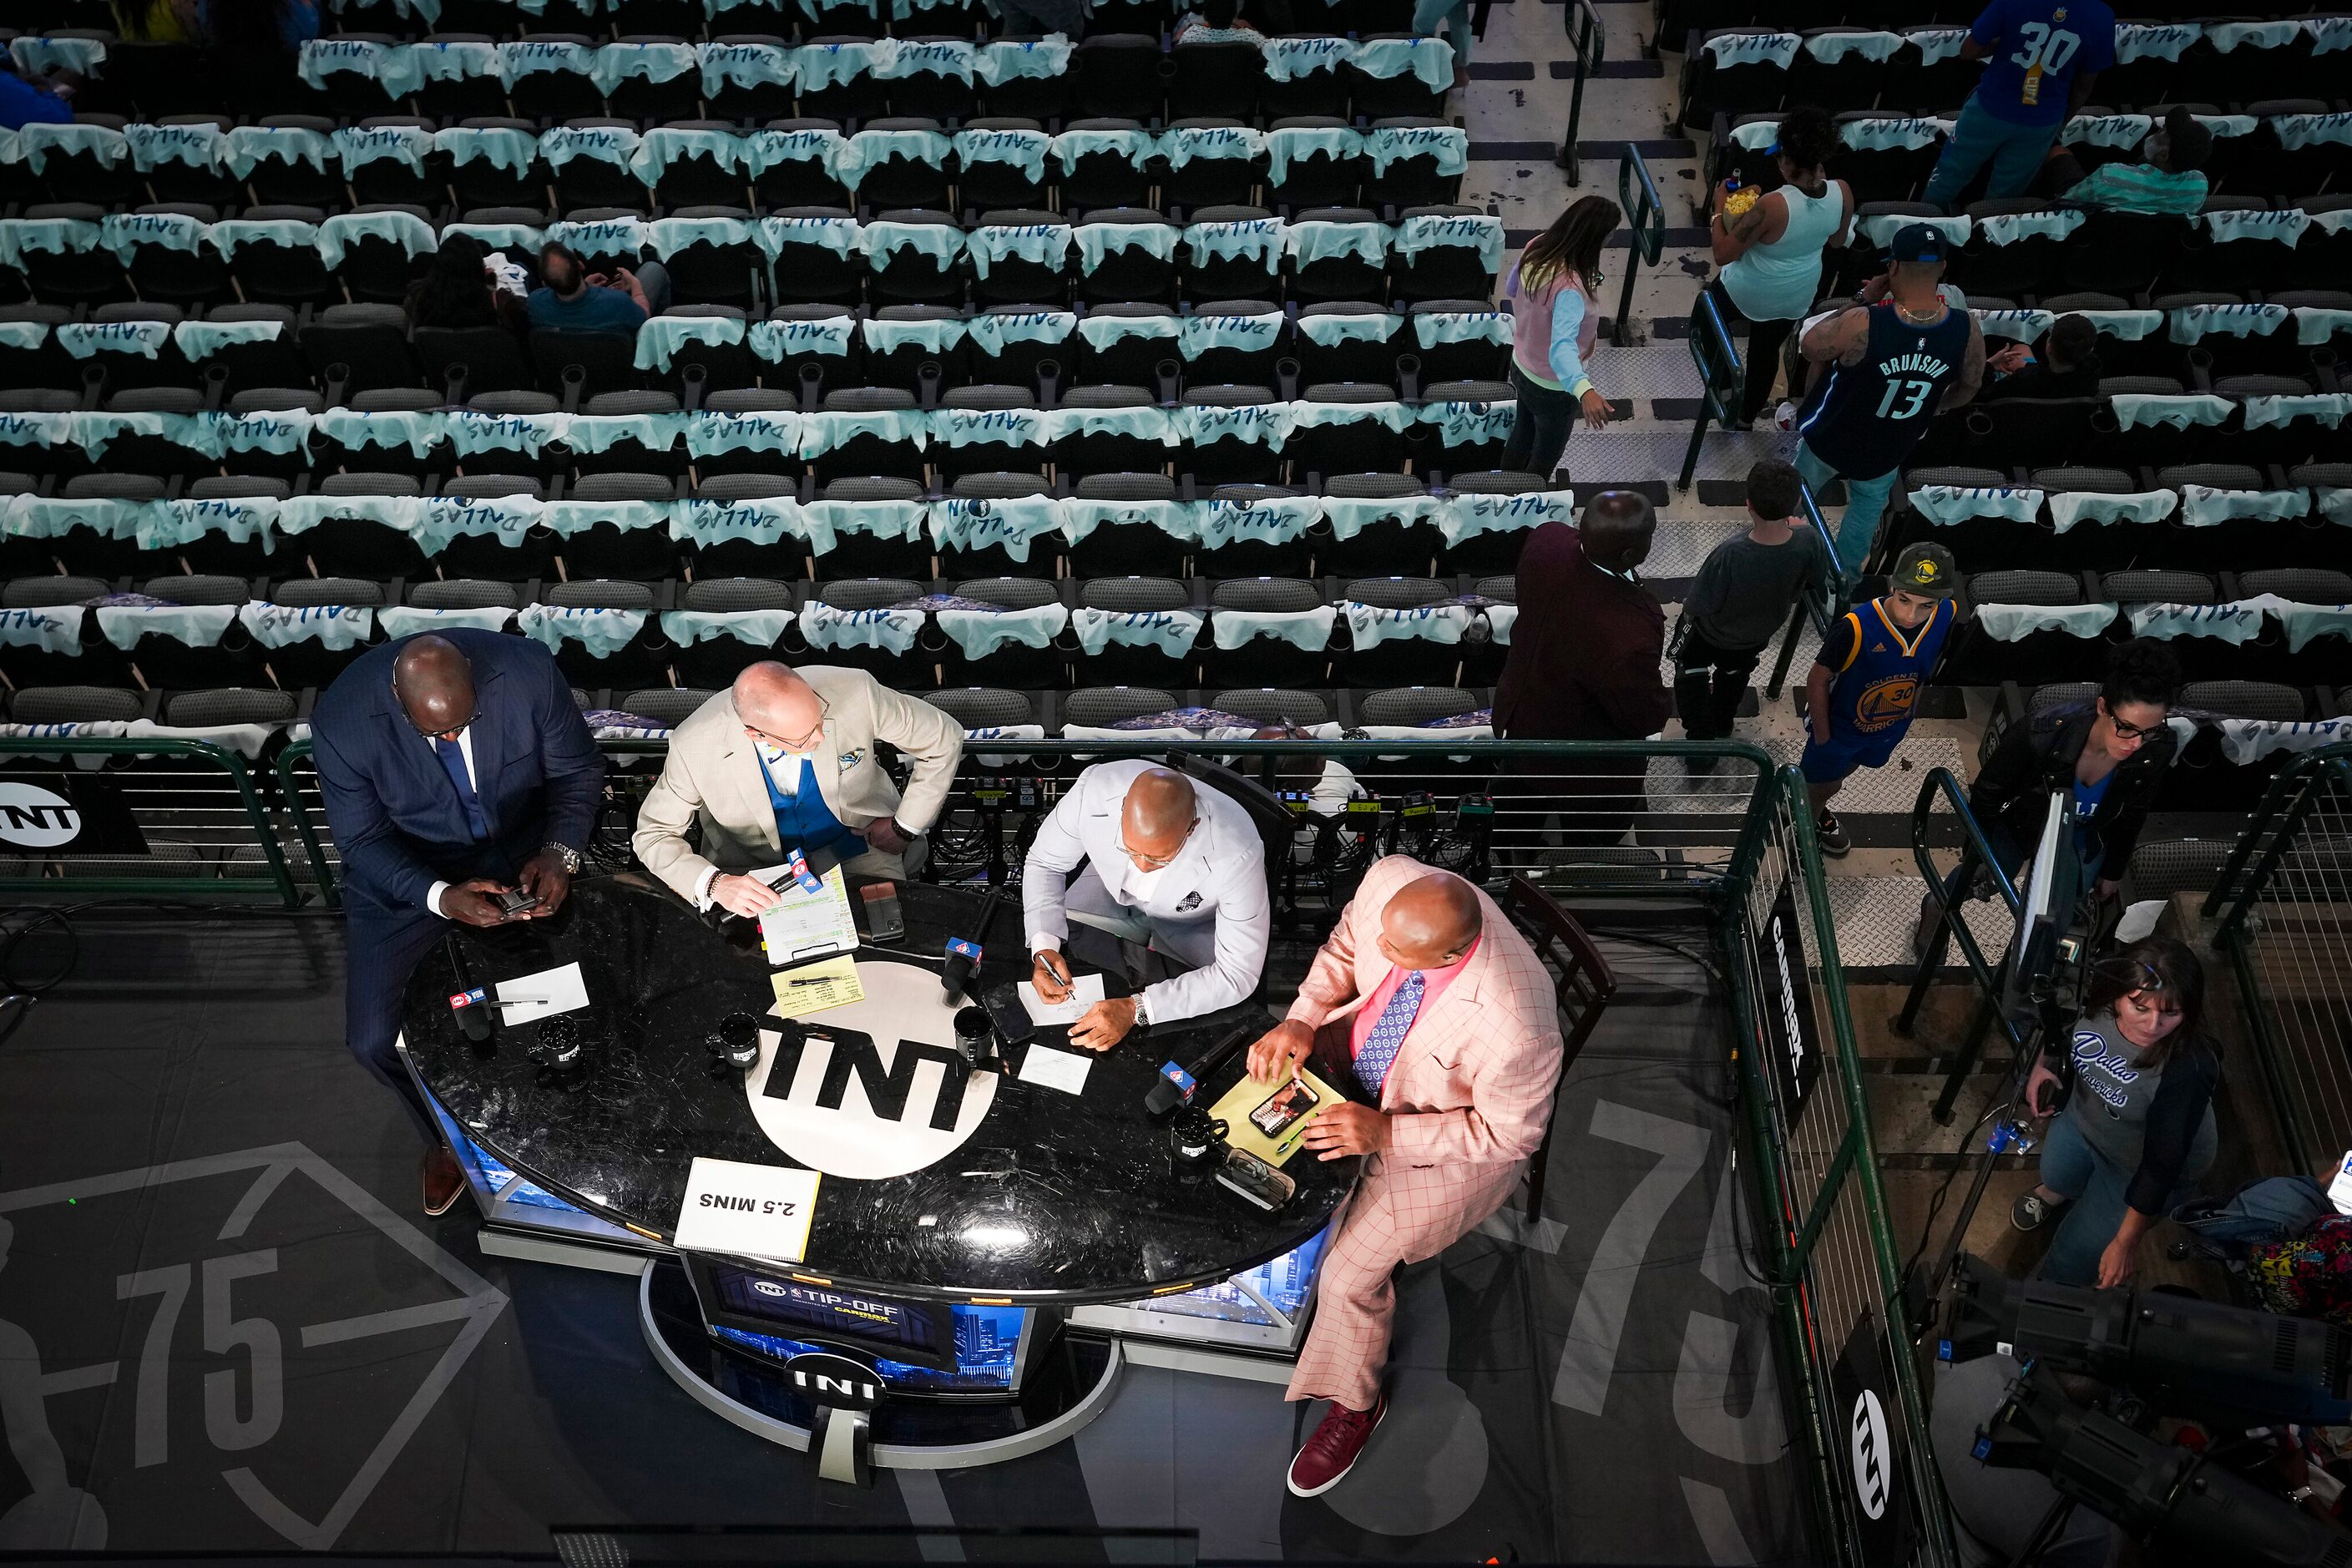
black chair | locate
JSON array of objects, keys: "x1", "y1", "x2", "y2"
[
  {"x1": 682, "y1": 474, "x2": 807, "y2": 579},
  {"x1": 706, "y1": 38, "x2": 799, "y2": 124},
  {"x1": 855, "y1": 119, "x2": 958, "y2": 213},
  {"x1": 259, "y1": 576, "x2": 387, "y2": 689},
  {"x1": 670, "y1": 576, "x2": 797, "y2": 690},
  {"x1": 864, "y1": 208, "x2": 966, "y2": 307},
  {"x1": 1318, "y1": 473, "x2": 1438, "y2": 576},
  {"x1": 971, "y1": 209, "x2": 1070, "y2": 307},
  {"x1": 766, "y1": 207, "x2": 867, "y2": 306},
  {"x1": 959, "y1": 118, "x2": 1051, "y2": 213},
  {"x1": 1075, "y1": 210, "x2": 1179, "y2": 307},
  {"x1": 437, "y1": 473, "x2": 557, "y2": 581},
  {"x1": 1073, "y1": 577, "x2": 1196, "y2": 687},
  {"x1": 331, "y1": 204, "x2": 439, "y2": 306},
  {"x1": 448, "y1": 118, "x2": 549, "y2": 212},
  {"x1": 1198, "y1": 481, "x2": 1313, "y2": 577},
  {"x1": 504, "y1": 33, "x2": 606, "y2": 122},
  {"x1": 184, "y1": 305, "x2": 307, "y2": 396},
  {"x1": 1059, "y1": 119, "x2": 1156, "y2": 212},
  {"x1": 933, "y1": 387, "x2": 1050, "y2": 483},
  {"x1": 537, "y1": 577, "x2": 670, "y2": 689},
  {"x1": 935, "y1": 473, "x2": 1058, "y2": 578},
  {"x1": 1179, "y1": 387, "x2": 1286, "y2": 487},
  {"x1": 810, "y1": 475, "x2": 931, "y2": 574},
  {"x1": 1070, "y1": 33, "x2": 1164, "y2": 123},
  {"x1": 1264, "y1": 118, "x2": 1365, "y2": 212},
  {"x1": 1072, "y1": 309, "x2": 1180, "y2": 389},
  {"x1": 299, "y1": 473, "x2": 429, "y2": 579},
  {"x1": 1200, "y1": 576, "x2": 1329, "y2": 690},
  {"x1": 561, "y1": 472, "x2": 682, "y2": 579},
  {"x1": 1066, "y1": 472, "x2": 1186, "y2": 578}
]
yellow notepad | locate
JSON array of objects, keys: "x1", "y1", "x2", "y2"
[
  {"x1": 771, "y1": 953, "x2": 863, "y2": 1019},
  {"x1": 1208, "y1": 1066, "x2": 1343, "y2": 1170}
]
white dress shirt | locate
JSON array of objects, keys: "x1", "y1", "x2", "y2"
[
  {"x1": 423, "y1": 725, "x2": 478, "y2": 918},
  {"x1": 1021, "y1": 759, "x2": 1272, "y2": 1025},
  {"x1": 691, "y1": 745, "x2": 812, "y2": 908}
]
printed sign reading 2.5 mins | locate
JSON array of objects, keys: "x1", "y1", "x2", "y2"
[{"x1": 696, "y1": 1193, "x2": 799, "y2": 1215}]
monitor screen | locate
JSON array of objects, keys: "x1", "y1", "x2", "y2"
[
  {"x1": 709, "y1": 1267, "x2": 947, "y2": 1359},
  {"x1": 709, "y1": 1302, "x2": 1028, "y2": 1397}
]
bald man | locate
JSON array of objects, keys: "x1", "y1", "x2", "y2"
[
  {"x1": 311, "y1": 630, "x2": 604, "y2": 1214},
  {"x1": 1494, "y1": 490, "x2": 1671, "y2": 847},
  {"x1": 1250, "y1": 855, "x2": 1562, "y2": 1497},
  {"x1": 633, "y1": 663, "x2": 964, "y2": 912},
  {"x1": 1021, "y1": 760, "x2": 1273, "y2": 1050}
]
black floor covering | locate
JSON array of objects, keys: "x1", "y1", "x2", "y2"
[{"x1": 0, "y1": 908, "x2": 1805, "y2": 1563}]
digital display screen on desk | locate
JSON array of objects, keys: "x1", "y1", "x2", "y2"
[
  {"x1": 695, "y1": 1260, "x2": 1030, "y2": 1395},
  {"x1": 710, "y1": 1268, "x2": 945, "y2": 1358}
]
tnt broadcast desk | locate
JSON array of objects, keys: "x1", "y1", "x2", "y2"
[{"x1": 397, "y1": 877, "x2": 1353, "y2": 1479}]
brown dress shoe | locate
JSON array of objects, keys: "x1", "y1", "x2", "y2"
[{"x1": 422, "y1": 1145, "x2": 468, "y2": 1216}]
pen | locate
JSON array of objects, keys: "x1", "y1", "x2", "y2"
[
  {"x1": 485, "y1": 994, "x2": 549, "y2": 1007},
  {"x1": 784, "y1": 977, "x2": 833, "y2": 988},
  {"x1": 1039, "y1": 951, "x2": 1071, "y2": 987}
]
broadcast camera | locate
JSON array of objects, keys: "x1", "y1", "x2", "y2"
[
  {"x1": 1975, "y1": 1363, "x2": 2350, "y2": 1568},
  {"x1": 1941, "y1": 1254, "x2": 2352, "y2": 1427}
]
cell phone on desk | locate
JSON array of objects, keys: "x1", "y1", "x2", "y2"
[
  {"x1": 1216, "y1": 1148, "x2": 1296, "y2": 1211},
  {"x1": 858, "y1": 881, "x2": 904, "y2": 942},
  {"x1": 1248, "y1": 1079, "x2": 1320, "y2": 1138}
]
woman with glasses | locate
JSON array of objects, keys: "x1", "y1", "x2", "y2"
[
  {"x1": 1918, "y1": 637, "x2": 2183, "y2": 955},
  {"x1": 2013, "y1": 937, "x2": 2219, "y2": 1287}
]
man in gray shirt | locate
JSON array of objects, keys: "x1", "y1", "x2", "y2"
[{"x1": 1672, "y1": 458, "x2": 1828, "y2": 771}]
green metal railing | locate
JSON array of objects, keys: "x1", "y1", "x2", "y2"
[
  {"x1": 1723, "y1": 766, "x2": 1959, "y2": 1568},
  {"x1": 1897, "y1": 766, "x2": 2030, "y2": 1125},
  {"x1": 2203, "y1": 742, "x2": 2352, "y2": 1176},
  {"x1": 1612, "y1": 144, "x2": 1667, "y2": 345},
  {"x1": 1681, "y1": 288, "x2": 1743, "y2": 489},
  {"x1": 0, "y1": 737, "x2": 307, "y2": 905}
]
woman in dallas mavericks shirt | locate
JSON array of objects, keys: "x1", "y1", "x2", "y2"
[{"x1": 2014, "y1": 938, "x2": 2220, "y2": 1287}]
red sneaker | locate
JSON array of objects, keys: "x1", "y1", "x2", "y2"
[{"x1": 1286, "y1": 1394, "x2": 1387, "y2": 1497}]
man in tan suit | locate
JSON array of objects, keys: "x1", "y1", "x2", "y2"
[
  {"x1": 1247, "y1": 856, "x2": 1563, "y2": 1497},
  {"x1": 632, "y1": 663, "x2": 964, "y2": 917}
]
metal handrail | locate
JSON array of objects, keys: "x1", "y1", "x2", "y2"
[
  {"x1": 1612, "y1": 144, "x2": 1666, "y2": 345},
  {"x1": 1763, "y1": 479, "x2": 1854, "y2": 701},
  {"x1": 1554, "y1": 0, "x2": 1607, "y2": 185},
  {"x1": 1896, "y1": 766, "x2": 2033, "y2": 1124},
  {"x1": 1678, "y1": 288, "x2": 1743, "y2": 488},
  {"x1": 0, "y1": 736, "x2": 305, "y2": 906}
]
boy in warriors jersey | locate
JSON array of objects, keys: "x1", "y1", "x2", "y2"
[{"x1": 1801, "y1": 543, "x2": 1958, "y2": 855}]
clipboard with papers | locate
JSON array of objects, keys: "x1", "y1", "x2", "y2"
[{"x1": 755, "y1": 862, "x2": 859, "y2": 966}]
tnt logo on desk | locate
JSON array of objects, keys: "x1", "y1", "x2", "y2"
[{"x1": 744, "y1": 960, "x2": 998, "y2": 1179}]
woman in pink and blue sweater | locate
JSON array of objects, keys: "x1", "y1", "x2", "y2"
[{"x1": 1501, "y1": 195, "x2": 1617, "y2": 478}]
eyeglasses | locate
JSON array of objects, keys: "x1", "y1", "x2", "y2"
[
  {"x1": 744, "y1": 721, "x2": 823, "y2": 752},
  {"x1": 1119, "y1": 819, "x2": 1198, "y2": 869},
  {"x1": 2107, "y1": 711, "x2": 2165, "y2": 742},
  {"x1": 393, "y1": 681, "x2": 474, "y2": 741}
]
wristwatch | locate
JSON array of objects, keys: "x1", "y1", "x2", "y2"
[{"x1": 538, "y1": 842, "x2": 581, "y2": 875}]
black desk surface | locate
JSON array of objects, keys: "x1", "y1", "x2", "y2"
[{"x1": 402, "y1": 877, "x2": 1355, "y2": 1304}]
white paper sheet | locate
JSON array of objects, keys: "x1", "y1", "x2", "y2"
[
  {"x1": 1016, "y1": 971, "x2": 1105, "y2": 1026},
  {"x1": 671, "y1": 1156, "x2": 820, "y2": 1259},
  {"x1": 493, "y1": 961, "x2": 589, "y2": 1027},
  {"x1": 1019, "y1": 1041, "x2": 1094, "y2": 1096},
  {"x1": 755, "y1": 862, "x2": 858, "y2": 966}
]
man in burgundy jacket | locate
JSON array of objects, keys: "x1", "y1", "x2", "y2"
[{"x1": 1493, "y1": 491, "x2": 1671, "y2": 846}]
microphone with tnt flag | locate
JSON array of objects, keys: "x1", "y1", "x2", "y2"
[{"x1": 940, "y1": 877, "x2": 1011, "y2": 1004}]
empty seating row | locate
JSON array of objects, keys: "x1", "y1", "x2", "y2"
[
  {"x1": 0, "y1": 569, "x2": 1522, "y2": 694},
  {"x1": 0, "y1": 203, "x2": 1503, "y2": 313},
  {"x1": 0, "y1": 115, "x2": 1472, "y2": 219},
  {"x1": 1938, "y1": 566, "x2": 2352, "y2": 690},
  {"x1": 0, "y1": 461, "x2": 1550, "y2": 579},
  {"x1": 1891, "y1": 461, "x2": 2352, "y2": 573},
  {"x1": 14, "y1": 28, "x2": 1454, "y2": 127},
  {"x1": 0, "y1": 296, "x2": 1511, "y2": 397},
  {"x1": 1897, "y1": 381, "x2": 2352, "y2": 473}
]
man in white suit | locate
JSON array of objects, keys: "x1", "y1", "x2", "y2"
[
  {"x1": 1022, "y1": 761, "x2": 1272, "y2": 1051},
  {"x1": 632, "y1": 663, "x2": 964, "y2": 916}
]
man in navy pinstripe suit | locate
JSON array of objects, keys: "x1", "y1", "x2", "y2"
[{"x1": 311, "y1": 631, "x2": 605, "y2": 1215}]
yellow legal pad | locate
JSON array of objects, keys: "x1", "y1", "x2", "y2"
[
  {"x1": 1207, "y1": 1066, "x2": 1343, "y2": 1170},
  {"x1": 770, "y1": 954, "x2": 864, "y2": 1019}
]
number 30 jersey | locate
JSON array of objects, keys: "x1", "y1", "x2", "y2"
[{"x1": 1793, "y1": 300, "x2": 1974, "y2": 482}]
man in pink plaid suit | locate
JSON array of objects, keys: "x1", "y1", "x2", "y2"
[{"x1": 1247, "y1": 855, "x2": 1564, "y2": 1496}]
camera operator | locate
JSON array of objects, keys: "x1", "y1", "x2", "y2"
[
  {"x1": 2013, "y1": 938, "x2": 2219, "y2": 1287},
  {"x1": 1917, "y1": 639, "x2": 2181, "y2": 956}
]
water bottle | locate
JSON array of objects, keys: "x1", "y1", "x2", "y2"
[{"x1": 1987, "y1": 1119, "x2": 2038, "y2": 1156}]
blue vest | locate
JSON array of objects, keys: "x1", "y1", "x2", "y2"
[
  {"x1": 1828, "y1": 597, "x2": 1955, "y2": 742},
  {"x1": 1796, "y1": 299, "x2": 1973, "y2": 480},
  {"x1": 757, "y1": 749, "x2": 857, "y2": 859}
]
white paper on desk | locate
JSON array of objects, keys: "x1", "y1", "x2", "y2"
[
  {"x1": 1019, "y1": 1041, "x2": 1094, "y2": 1096},
  {"x1": 1016, "y1": 971, "x2": 1105, "y2": 1027},
  {"x1": 755, "y1": 862, "x2": 858, "y2": 967},
  {"x1": 672, "y1": 1156, "x2": 820, "y2": 1260},
  {"x1": 494, "y1": 961, "x2": 589, "y2": 1027}
]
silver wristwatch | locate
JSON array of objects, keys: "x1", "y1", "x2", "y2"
[{"x1": 539, "y1": 842, "x2": 581, "y2": 874}]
